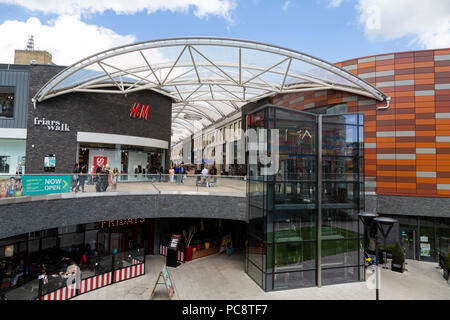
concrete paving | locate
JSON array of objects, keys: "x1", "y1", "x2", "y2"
[{"x1": 73, "y1": 251, "x2": 450, "y2": 300}]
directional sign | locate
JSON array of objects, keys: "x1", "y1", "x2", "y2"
[{"x1": 22, "y1": 175, "x2": 71, "y2": 196}]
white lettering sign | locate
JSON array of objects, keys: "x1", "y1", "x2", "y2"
[{"x1": 34, "y1": 117, "x2": 70, "y2": 132}]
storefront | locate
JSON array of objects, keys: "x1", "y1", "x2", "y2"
[
  {"x1": 78, "y1": 142, "x2": 163, "y2": 175},
  {"x1": 0, "y1": 219, "x2": 152, "y2": 299},
  {"x1": 378, "y1": 215, "x2": 450, "y2": 262}
]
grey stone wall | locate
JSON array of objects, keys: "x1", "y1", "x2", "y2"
[
  {"x1": 25, "y1": 65, "x2": 172, "y2": 173},
  {"x1": 364, "y1": 194, "x2": 450, "y2": 219},
  {"x1": 0, "y1": 194, "x2": 247, "y2": 239}
]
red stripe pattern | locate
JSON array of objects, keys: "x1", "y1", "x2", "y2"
[
  {"x1": 159, "y1": 245, "x2": 185, "y2": 262},
  {"x1": 78, "y1": 272, "x2": 112, "y2": 295},
  {"x1": 41, "y1": 283, "x2": 77, "y2": 300},
  {"x1": 41, "y1": 262, "x2": 145, "y2": 300},
  {"x1": 113, "y1": 263, "x2": 144, "y2": 282}
]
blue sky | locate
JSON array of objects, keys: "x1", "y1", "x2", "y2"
[{"x1": 0, "y1": 0, "x2": 448, "y2": 65}]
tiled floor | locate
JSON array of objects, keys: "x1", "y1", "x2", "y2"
[{"x1": 73, "y1": 251, "x2": 450, "y2": 300}]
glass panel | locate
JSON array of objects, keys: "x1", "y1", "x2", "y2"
[
  {"x1": 274, "y1": 241, "x2": 316, "y2": 272},
  {"x1": 246, "y1": 260, "x2": 263, "y2": 289},
  {"x1": 322, "y1": 124, "x2": 359, "y2": 156},
  {"x1": 274, "y1": 210, "x2": 316, "y2": 241},
  {"x1": 0, "y1": 86, "x2": 15, "y2": 119},
  {"x1": 322, "y1": 239, "x2": 359, "y2": 268},
  {"x1": 419, "y1": 217, "x2": 435, "y2": 261},
  {"x1": 321, "y1": 266, "x2": 360, "y2": 286},
  {"x1": 322, "y1": 209, "x2": 361, "y2": 239},
  {"x1": 247, "y1": 236, "x2": 265, "y2": 270},
  {"x1": 273, "y1": 270, "x2": 316, "y2": 290}
]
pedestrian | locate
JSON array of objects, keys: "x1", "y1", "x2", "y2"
[
  {"x1": 102, "y1": 165, "x2": 110, "y2": 192},
  {"x1": 169, "y1": 166, "x2": 175, "y2": 183},
  {"x1": 76, "y1": 165, "x2": 87, "y2": 192},
  {"x1": 95, "y1": 164, "x2": 102, "y2": 192},
  {"x1": 88, "y1": 165, "x2": 94, "y2": 185},
  {"x1": 16, "y1": 162, "x2": 23, "y2": 175},
  {"x1": 71, "y1": 163, "x2": 80, "y2": 192},
  {"x1": 174, "y1": 164, "x2": 180, "y2": 183},
  {"x1": 111, "y1": 167, "x2": 119, "y2": 191},
  {"x1": 201, "y1": 165, "x2": 209, "y2": 187}
]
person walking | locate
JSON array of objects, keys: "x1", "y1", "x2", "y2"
[
  {"x1": 102, "y1": 165, "x2": 110, "y2": 192},
  {"x1": 111, "y1": 167, "x2": 119, "y2": 191},
  {"x1": 88, "y1": 165, "x2": 94, "y2": 185},
  {"x1": 76, "y1": 165, "x2": 87, "y2": 192},
  {"x1": 169, "y1": 166, "x2": 175, "y2": 183},
  {"x1": 16, "y1": 162, "x2": 23, "y2": 175},
  {"x1": 201, "y1": 165, "x2": 209, "y2": 187},
  {"x1": 95, "y1": 164, "x2": 102, "y2": 192},
  {"x1": 71, "y1": 163, "x2": 80, "y2": 192}
]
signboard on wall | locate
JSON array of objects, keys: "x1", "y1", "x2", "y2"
[
  {"x1": 94, "y1": 156, "x2": 108, "y2": 172},
  {"x1": 22, "y1": 175, "x2": 71, "y2": 195},
  {"x1": 44, "y1": 154, "x2": 56, "y2": 172}
]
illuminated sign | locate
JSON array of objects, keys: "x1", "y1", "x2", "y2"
[
  {"x1": 97, "y1": 218, "x2": 146, "y2": 229},
  {"x1": 130, "y1": 103, "x2": 150, "y2": 120}
]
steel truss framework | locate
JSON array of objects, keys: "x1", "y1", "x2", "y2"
[{"x1": 33, "y1": 37, "x2": 388, "y2": 144}]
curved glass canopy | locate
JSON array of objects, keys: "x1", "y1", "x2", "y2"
[{"x1": 33, "y1": 37, "x2": 388, "y2": 144}]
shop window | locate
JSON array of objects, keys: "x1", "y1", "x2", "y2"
[
  {"x1": 0, "y1": 155, "x2": 10, "y2": 173},
  {"x1": 0, "y1": 86, "x2": 14, "y2": 119}
]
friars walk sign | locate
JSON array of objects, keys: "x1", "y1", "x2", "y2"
[{"x1": 34, "y1": 117, "x2": 70, "y2": 132}]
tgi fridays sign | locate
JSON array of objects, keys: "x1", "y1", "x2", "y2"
[{"x1": 34, "y1": 117, "x2": 70, "y2": 131}]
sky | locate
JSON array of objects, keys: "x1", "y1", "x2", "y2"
[{"x1": 0, "y1": 0, "x2": 449, "y2": 66}]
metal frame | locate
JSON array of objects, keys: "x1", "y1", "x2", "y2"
[{"x1": 33, "y1": 37, "x2": 389, "y2": 143}]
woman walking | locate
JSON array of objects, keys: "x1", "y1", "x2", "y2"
[{"x1": 111, "y1": 167, "x2": 119, "y2": 191}]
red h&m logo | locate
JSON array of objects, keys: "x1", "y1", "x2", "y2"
[{"x1": 130, "y1": 103, "x2": 150, "y2": 120}]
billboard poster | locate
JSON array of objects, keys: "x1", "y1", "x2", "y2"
[
  {"x1": 0, "y1": 176, "x2": 24, "y2": 198},
  {"x1": 21, "y1": 175, "x2": 71, "y2": 196},
  {"x1": 94, "y1": 156, "x2": 108, "y2": 173}
]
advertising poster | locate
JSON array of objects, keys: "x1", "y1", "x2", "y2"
[
  {"x1": 94, "y1": 156, "x2": 108, "y2": 173},
  {"x1": 0, "y1": 176, "x2": 24, "y2": 198},
  {"x1": 420, "y1": 243, "x2": 431, "y2": 257},
  {"x1": 21, "y1": 175, "x2": 71, "y2": 196}
]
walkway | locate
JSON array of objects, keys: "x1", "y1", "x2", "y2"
[{"x1": 73, "y1": 251, "x2": 450, "y2": 300}]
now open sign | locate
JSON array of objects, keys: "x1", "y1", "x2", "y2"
[{"x1": 22, "y1": 175, "x2": 71, "y2": 196}]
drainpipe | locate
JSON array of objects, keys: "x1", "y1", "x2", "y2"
[{"x1": 376, "y1": 96, "x2": 391, "y2": 110}]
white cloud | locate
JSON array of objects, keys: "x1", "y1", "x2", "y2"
[
  {"x1": 328, "y1": 0, "x2": 343, "y2": 8},
  {"x1": 0, "y1": 15, "x2": 136, "y2": 65},
  {"x1": 356, "y1": 0, "x2": 450, "y2": 49},
  {"x1": 0, "y1": 0, "x2": 237, "y2": 22},
  {"x1": 282, "y1": 1, "x2": 290, "y2": 12}
]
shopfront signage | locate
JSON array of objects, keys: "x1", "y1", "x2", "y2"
[
  {"x1": 129, "y1": 103, "x2": 150, "y2": 120},
  {"x1": 97, "y1": 218, "x2": 146, "y2": 229},
  {"x1": 94, "y1": 156, "x2": 108, "y2": 173},
  {"x1": 34, "y1": 117, "x2": 70, "y2": 131},
  {"x1": 21, "y1": 175, "x2": 71, "y2": 196}
]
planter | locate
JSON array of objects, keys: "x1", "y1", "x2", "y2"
[
  {"x1": 204, "y1": 242, "x2": 211, "y2": 249},
  {"x1": 185, "y1": 246, "x2": 194, "y2": 262},
  {"x1": 192, "y1": 247, "x2": 196, "y2": 253},
  {"x1": 196, "y1": 244, "x2": 202, "y2": 251},
  {"x1": 391, "y1": 262, "x2": 404, "y2": 273}
]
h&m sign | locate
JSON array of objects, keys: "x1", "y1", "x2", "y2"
[
  {"x1": 130, "y1": 103, "x2": 150, "y2": 120},
  {"x1": 34, "y1": 117, "x2": 70, "y2": 131}
]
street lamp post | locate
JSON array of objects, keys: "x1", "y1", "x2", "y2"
[
  {"x1": 358, "y1": 212, "x2": 379, "y2": 299},
  {"x1": 358, "y1": 213, "x2": 397, "y2": 300}
]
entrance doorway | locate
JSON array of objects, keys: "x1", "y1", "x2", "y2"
[{"x1": 401, "y1": 229, "x2": 416, "y2": 260}]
